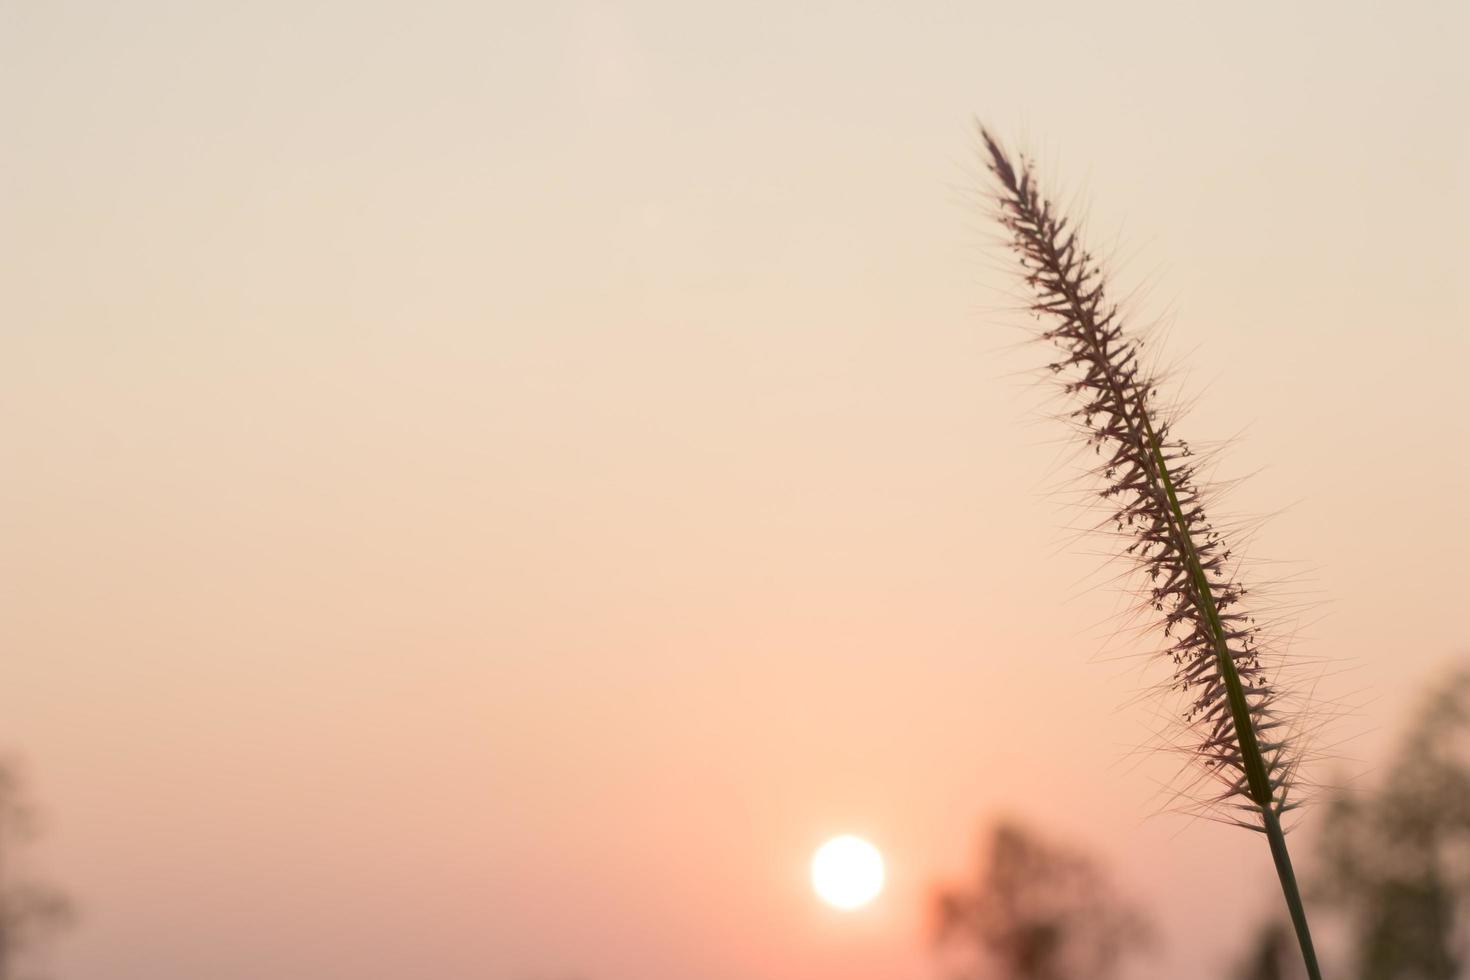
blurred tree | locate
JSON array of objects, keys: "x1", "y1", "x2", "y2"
[
  {"x1": 1312, "y1": 666, "x2": 1470, "y2": 980},
  {"x1": 0, "y1": 761, "x2": 73, "y2": 980},
  {"x1": 933, "y1": 820, "x2": 1150, "y2": 980},
  {"x1": 1230, "y1": 919, "x2": 1306, "y2": 980}
]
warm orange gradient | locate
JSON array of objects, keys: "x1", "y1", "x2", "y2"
[{"x1": 2, "y1": 3, "x2": 1466, "y2": 979}]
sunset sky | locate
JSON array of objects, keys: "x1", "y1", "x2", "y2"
[{"x1": 2, "y1": 2, "x2": 1467, "y2": 979}]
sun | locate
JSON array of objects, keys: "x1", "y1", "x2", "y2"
[{"x1": 811, "y1": 835, "x2": 885, "y2": 909}]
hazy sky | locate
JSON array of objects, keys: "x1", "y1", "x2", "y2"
[{"x1": 2, "y1": 2, "x2": 1467, "y2": 979}]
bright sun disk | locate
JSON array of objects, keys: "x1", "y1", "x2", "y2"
[{"x1": 811, "y1": 835, "x2": 884, "y2": 909}]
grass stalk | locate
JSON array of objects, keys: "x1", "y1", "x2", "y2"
[{"x1": 977, "y1": 125, "x2": 1321, "y2": 978}]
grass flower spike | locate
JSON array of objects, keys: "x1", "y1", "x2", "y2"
[{"x1": 978, "y1": 127, "x2": 1321, "y2": 978}]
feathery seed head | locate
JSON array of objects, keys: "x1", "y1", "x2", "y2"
[{"x1": 978, "y1": 126, "x2": 1300, "y2": 827}]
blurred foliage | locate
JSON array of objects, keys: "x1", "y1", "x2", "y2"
[
  {"x1": 1309, "y1": 666, "x2": 1470, "y2": 980},
  {"x1": 934, "y1": 820, "x2": 1150, "y2": 980},
  {"x1": 0, "y1": 761, "x2": 74, "y2": 980}
]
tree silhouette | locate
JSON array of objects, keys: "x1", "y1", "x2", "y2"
[
  {"x1": 934, "y1": 820, "x2": 1150, "y2": 980},
  {"x1": 1312, "y1": 666, "x2": 1470, "y2": 980},
  {"x1": 0, "y1": 761, "x2": 73, "y2": 980}
]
